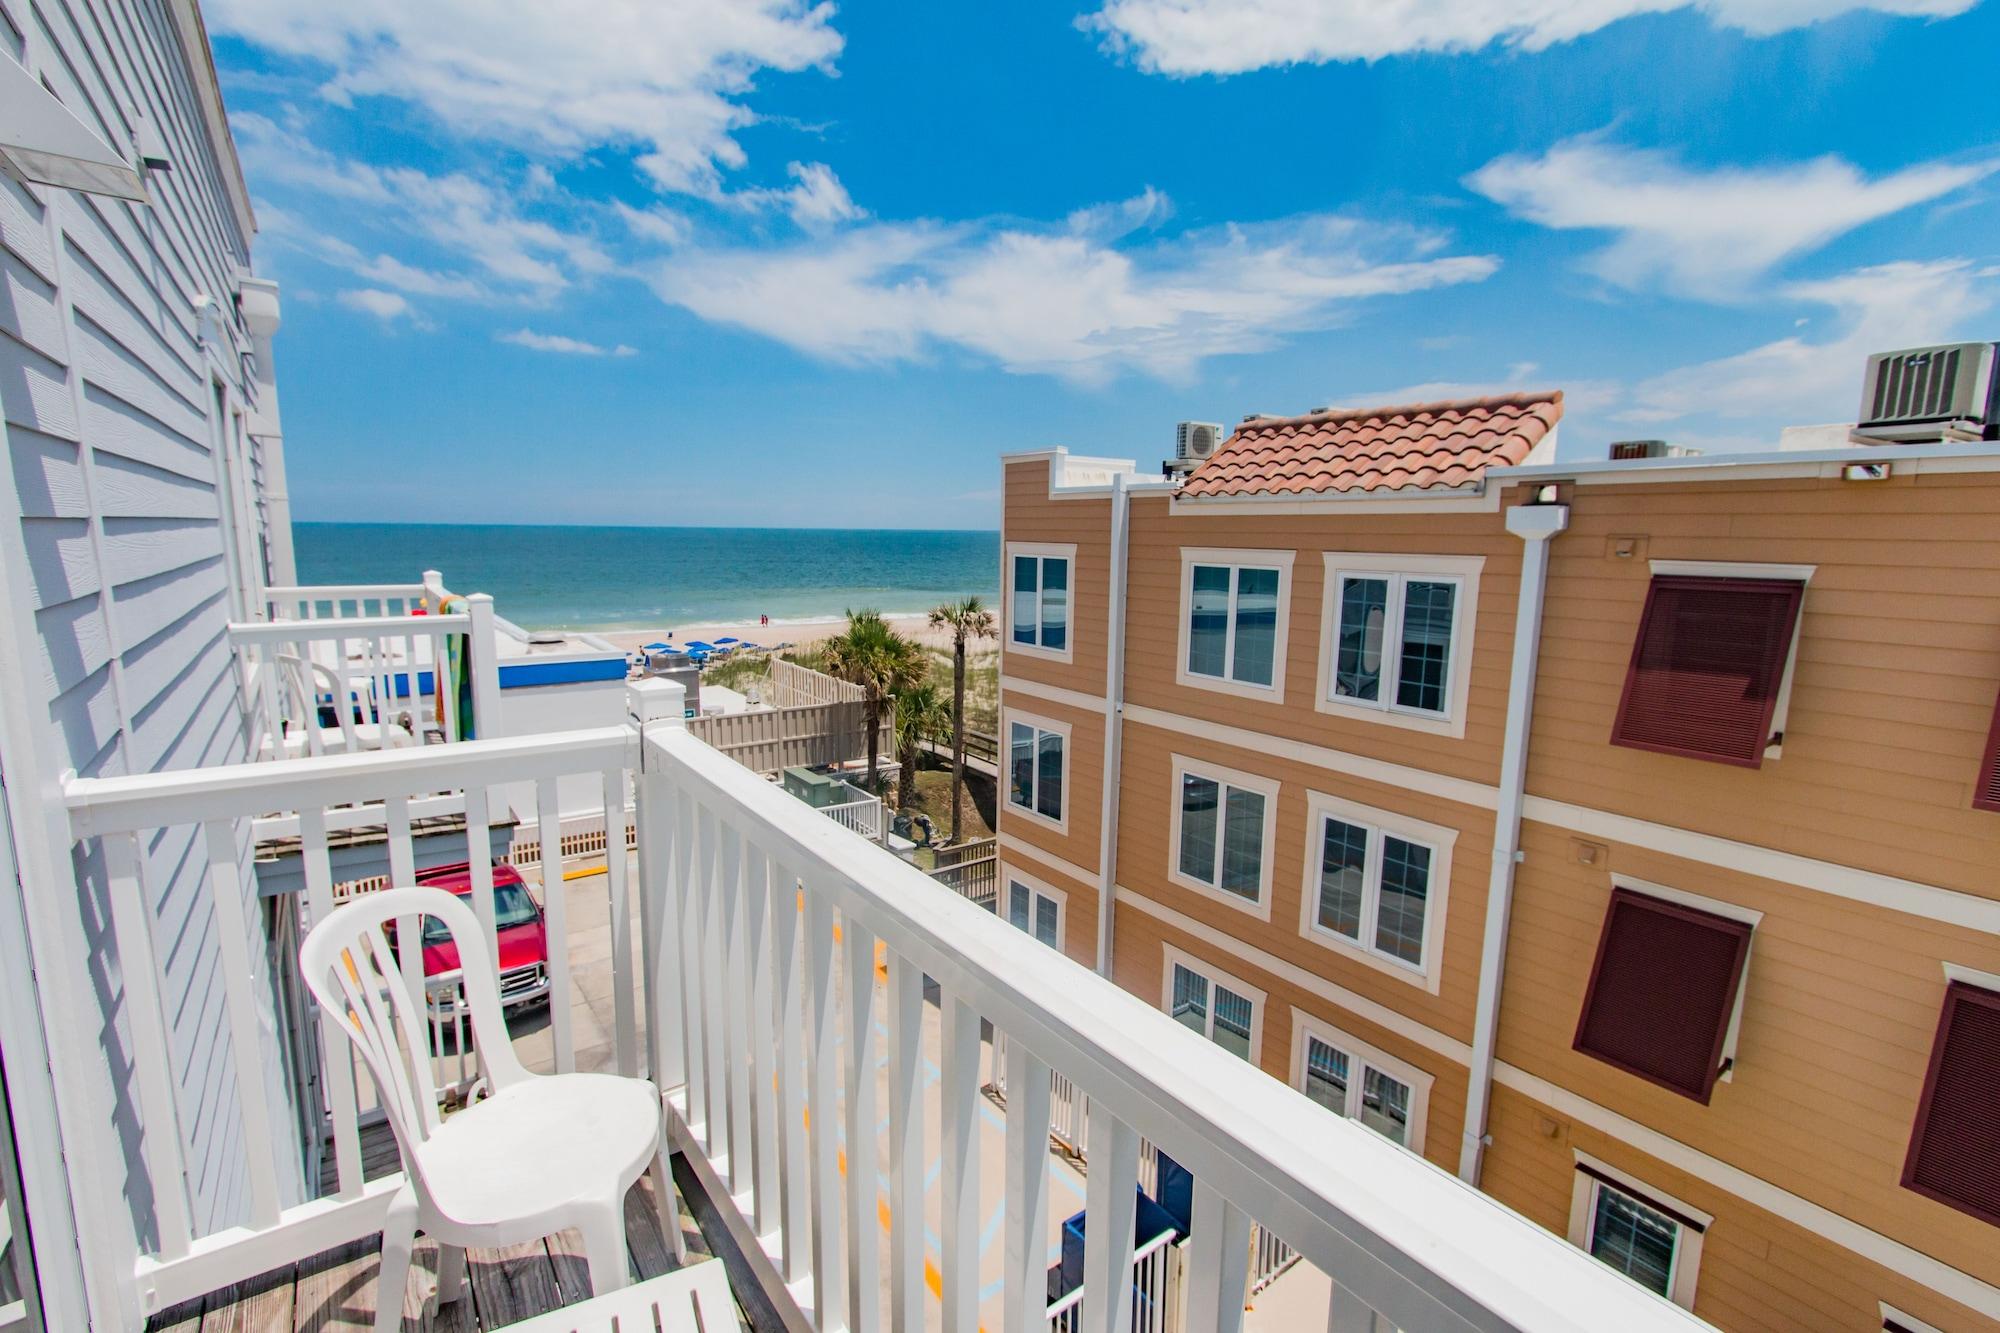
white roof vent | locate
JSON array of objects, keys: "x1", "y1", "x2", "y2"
[{"x1": 1856, "y1": 343, "x2": 1999, "y2": 443}]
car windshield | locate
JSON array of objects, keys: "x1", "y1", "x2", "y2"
[{"x1": 420, "y1": 882, "x2": 539, "y2": 944}]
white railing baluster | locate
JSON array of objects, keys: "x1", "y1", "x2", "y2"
[
  {"x1": 603, "y1": 767, "x2": 637, "y2": 1076},
  {"x1": 843, "y1": 914, "x2": 881, "y2": 1333},
  {"x1": 673, "y1": 789, "x2": 706, "y2": 1131},
  {"x1": 1081, "y1": 1104, "x2": 1140, "y2": 1333},
  {"x1": 695, "y1": 804, "x2": 727, "y2": 1164},
  {"x1": 743, "y1": 842, "x2": 779, "y2": 1234},
  {"x1": 200, "y1": 819, "x2": 284, "y2": 1230},
  {"x1": 384, "y1": 796, "x2": 421, "y2": 1031},
  {"x1": 1185, "y1": 1181, "x2": 1252, "y2": 1333},
  {"x1": 720, "y1": 822, "x2": 752, "y2": 1192},
  {"x1": 536, "y1": 778, "x2": 573, "y2": 1073},
  {"x1": 803, "y1": 884, "x2": 847, "y2": 1327},
  {"x1": 1003, "y1": 1038, "x2": 1053, "y2": 1333},
  {"x1": 1327, "y1": 1284, "x2": 1384, "y2": 1333},
  {"x1": 298, "y1": 806, "x2": 364, "y2": 1198},
  {"x1": 939, "y1": 995, "x2": 980, "y2": 1333},
  {"x1": 770, "y1": 859, "x2": 810, "y2": 1285},
  {"x1": 637, "y1": 766, "x2": 681, "y2": 1093},
  {"x1": 101, "y1": 831, "x2": 195, "y2": 1258},
  {"x1": 885, "y1": 951, "x2": 925, "y2": 1333}
]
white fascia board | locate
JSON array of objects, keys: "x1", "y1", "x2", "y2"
[{"x1": 1490, "y1": 440, "x2": 2000, "y2": 486}]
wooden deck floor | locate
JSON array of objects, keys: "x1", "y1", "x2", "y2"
[{"x1": 147, "y1": 1145, "x2": 728, "y2": 1332}]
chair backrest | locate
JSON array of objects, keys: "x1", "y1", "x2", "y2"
[
  {"x1": 298, "y1": 886, "x2": 531, "y2": 1162},
  {"x1": 277, "y1": 652, "x2": 367, "y2": 755}
]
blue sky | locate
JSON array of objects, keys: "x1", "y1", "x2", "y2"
[{"x1": 209, "y1": 0, "x2": 2000, "y2": 529}]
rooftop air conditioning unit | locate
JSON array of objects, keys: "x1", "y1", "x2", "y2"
[
  {"x1": 1176, "y1": 421, "x2": 1224, "y2": 462},
  {"x1": 1607, "y1": 440, "x2": 1700, "y2": 461},
  {"x1": 1856, "y1": 343, "x2": 2000, "y2": 442}
]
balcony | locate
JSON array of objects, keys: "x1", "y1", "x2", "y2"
[{"x1": 60, "y1": 679, "x2": 1710, "y2": 1333}]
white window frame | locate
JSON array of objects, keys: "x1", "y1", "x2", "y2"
[
  {"x1": 1176, "y1": 547, "x2": 1295, "y2": 702},
  {"x1": 1006, "y1": 542, "x2": 1077, "y2": 664},
  {"x1": 1567, "y1": 1151, "x2": 1710, "y2": 1311},
  {"x1": 1879, "y1": 1302, "x2": 1947, "y2": 1333},
  {"x1": 1161, "y1": 945, "x2": 1265, "y2": 1065},
  {"x1": 1001, "y1": 867, "x2": 1067, "y2": 951},
  {"x1": 1289, "y1": 1009, "x2": 1433, "y2": 1153},
  {"x1": 1316, "y1": 552, "x2": 1483, "y2": 738},
  {"x1": 1297, "y1": 789, "x2": 1456, "y2": 993},
  {"x1": 1645, "y1": 559, "x2": 1814, "y2": 761},
  {"x1": 1612, "y1": 877, "x2": 1760, "y2": 1084},
  {"x1": 1002, "y1": 709, "x2": 1072, "y2": 835},
  {"x1": 1167, "y1": 753, "x2": 1279, "y2": 920}
]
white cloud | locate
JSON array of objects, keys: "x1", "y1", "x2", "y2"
[
  {"x1": 337, "y1": 288, "x2": 422, "y2": 324},
  {"x1": 615, "y1": 202, "x2": 693, "y2": 248},
  {"x1": 1329, "y1": 374, "x2": 1624, "y2": 417},
  {"x1": 651, "y1": 207, "x2": 1497, "y2": 383},
  {"x1": 1468, "y1": 137, "x2": 1996, "y2": 299},
  {"x1": 205, "y1": 0, "x2": 842, "y2": 194},
  {"x1": 716, "y1": 161, "x2": 866, "y2": 229},
  {"x1": 1083, "y1": 0, "x2": 1977, "y2": 72},
  {"x1": 1625, "y1": 258, "x2": 1997, "y2": 423},
  {"x1": 497, "y1": 328, "x2": 640, "y2": 357}
]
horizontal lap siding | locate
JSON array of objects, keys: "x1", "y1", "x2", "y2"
[
  {"x1": 1500, "y1": 818, "x2": 2000, "y2": 1289},
  {"x1": 997, "y1": 853, "x2": 1100, "y2": 972},
  {"x1": 1117, "y1": 718, "x2": 1491, "y2": 1044},
  {"x1": 1524, "y1": 473, "x2": 2000, "y2": 898},
  {"x1": 1002, "y1": 461, "x2": 1112, "y2": 697},
  {"x1": 1481, "y1": 1083, "x2": 1997, "y2": 1332},
  {"x1": 997, "y1": 689, "x2": 1105, "y2": 878}
]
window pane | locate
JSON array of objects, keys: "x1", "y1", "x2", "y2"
[
  {"x1": 1213, "y1": 985, "x2": 1254, "y2": 1059},
  {"x1": 1037, "y1": 731, "x2": 1064, "y2": 820},
  {"x1": 1178, "y1": 775, "x2": 1220, "y2": 884},
  {"x1": 1170, "y1": 964, "x2": 1208, "y2": 1033},
  {"x1": 1012, "y1": 556, "x2": 1038, "y2": 646},
  {"x1": 1035, "y1": 896, "x2": 1060, "y2": 946},
  {"x1": 1314, "y1": 818, "x2": 1369, "y2": 939},
  {"x1": 1374, "y1": 837, "x2": 1431, "y2": 965},
  {"x1": 1359, "y1": 1066, "x2": 1412, "y2": 1145},
  {"x1": 1187, "y1": 565, "x2": 1231, "y2": 678},
  {"x1": 1009, "y1": 723, "x2": 1035, "y2": 810},
  {"x1": 1008, "y1": 882, "x2": 1031, "y2": 931},
  {"x1": 1303, "y1": 1037, "x2": 1349, "y2": 1114},
  {"x1": 1335, "y1": 577, "x2": 1389, "y2": 702},
  {"x1": 1218, "y1": 787, "x2": 1265, "y2": 901},
  {"x1": 1396, "y1": 580, "x2": 1455, "y2": 714},
  {"x1": 1589, "y1": 1186, "x2": 1678, "y2": 1299},
  {"x1": 1232, "y1": 567, "x2": 1280, "y2": 686},
  {"x1": 1040, "y1": 559, "x2": 1068, "y2": 650}
]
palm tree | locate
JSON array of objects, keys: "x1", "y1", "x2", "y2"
[
  {"x1": 822, "y1": 609, "x2": 926, "y2": 793},
  {"x1": 928, "y1": 595, "x2": 996, "y2": 843},
  {"x1": 891, "y1": 679, "x2": 950, "y2": 812}
]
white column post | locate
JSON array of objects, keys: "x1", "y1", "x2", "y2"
[
  {"x1": 631, "y1": 679, "x2": 688, "y2": 1097},
  {"x1": 465, "y1": 593, "x2": 503, "y2": 741}
]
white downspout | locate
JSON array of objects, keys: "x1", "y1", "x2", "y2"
[
  {"x1": 1459, "y1": 498, "x2": 1568, "y2": 1185},
  {"x1": 1095, "y1": 471, "x2": 1132, "y2": 977}
]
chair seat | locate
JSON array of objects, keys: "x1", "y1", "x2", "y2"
[
  {"x1": 415, "y1": 1073, "x2": 660, "y2": 1229},
  {"x1": 499, "y1": 1259, "x2": 736, "y2": 1332}
]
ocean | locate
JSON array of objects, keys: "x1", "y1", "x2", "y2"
[{"x1": 294, "y1": 523, "x2": 1001, "y2": 631}]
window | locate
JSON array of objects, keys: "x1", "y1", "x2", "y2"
[
  {"x1": 1168, "y1": 756, "x2": 1277, "y2": 915},
  {"x1": 1008, "y1": 544, "x2": 1073, "y2": 658},
  {"x1": 1316, "y1": 554, "x2": 1482, "y2": 736},
  {"x1": 1903, "y1": 981, "x2": 2000, "y2": 1226},
  {"x1": 1299, "y1": 791, "x2": 1455, "y2": 988},
  {"x1": 1611, "y1": 566, "x2": 1810, "y2": 767},
  {"x1": 1567, "y1": 1158, "x2": 1708, "y2": 1309},
  {"x1": 1005, "y1": 713, "x2": 1068, "y2": 830},
  {"x1": 1573, "y1": 887, "x2": 1754, "y2": 1104},
  {"x1": 1004, "y1": 877, "x2": 1063, "y2": 949},
  {"x1": 1291, "y1": 1013, "x2": 1432, "y2": 1151},
  {"x1": 1164, "y1": 952, "x2": 1262, "y2": 1062},
  {"x1": 1177, "y1": 549, "x2": 1293, "y2": 699},
  {"x1": 1975, "y1": 688, "x2": 2000, "y2": 813}
]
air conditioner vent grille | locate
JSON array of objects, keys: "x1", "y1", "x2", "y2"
[{"x1": 1869, "y1": 346, "x2": 1962, "y2": 424}]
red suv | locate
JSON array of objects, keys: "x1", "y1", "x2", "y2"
[{"x1": 407, "y1": 861, "x2": 552, "y2": 1010}]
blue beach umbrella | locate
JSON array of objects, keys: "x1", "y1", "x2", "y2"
[
  {"x1": 642, "y1": 642, "x2": 670, "y2": 652},
  {"x1": 684, "y1": 641, "x2": 715, "y2": 653}
]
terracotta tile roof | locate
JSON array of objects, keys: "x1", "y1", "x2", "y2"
[{"x1": 1180, "y1": 390, "x2": 1564, "y2": 498}]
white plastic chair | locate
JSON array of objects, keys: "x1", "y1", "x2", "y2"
[
  {"x1": 300, "y1": 886, "x2": 682, "y2": 1333},
  {"x1": 276, "y1": 653, "x2": 414, "y2": 757}
]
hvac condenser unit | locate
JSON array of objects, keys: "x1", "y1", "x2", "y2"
[
  {"x1": 1856, "y1": 343, "x2": 2000, "y2": 442},
  {"x1": 1176, "y1": 421, "x2": 1224, "y2": 461}
]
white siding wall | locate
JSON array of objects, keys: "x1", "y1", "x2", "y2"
[{"x1": 0, "y1": 0, "x2": 301, "y2": 1313}]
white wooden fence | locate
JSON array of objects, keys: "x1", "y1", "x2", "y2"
[
  {"x1": 685, "y1": 699, "x2": 892, "y2": 777},
  {"x1": 822, "y1": 793, "x2": 885, "y2": 842},
  {"x1": 766, "y1": 657, "x2": 865, "y2": 707}
]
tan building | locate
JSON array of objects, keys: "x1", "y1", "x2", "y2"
[{"x1": 995, "y1": 377, "x2": 2000, "y2": 1332}]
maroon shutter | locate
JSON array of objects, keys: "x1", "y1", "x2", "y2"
[
  {"x1": 1610, "y1": 576, "x2": 1806, "y2": 768},
  {"x1": 1573, "y1": 888, "x2": 1753, "y2": 1104},
  {"x1": 1903, "y1": 982, "x2": 2000, "y2": 1226},
  {"x1": 1976, "y1": 689, "x2": 2000, "y2": 813}
]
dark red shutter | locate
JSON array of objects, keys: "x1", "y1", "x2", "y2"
[
  {"x1": 1903, "y1": 982, "x2": 2000, "y2": 1226},
  {"x1": 1975, "y1": 689, "x2": 2000, "y2": 813},
  {"x1": 1573, "y1": 888, "x2": 1753, "y2": 1104},
  {"x1": 1610, "y1": 576, "x2": 1806, "y2": 768}
]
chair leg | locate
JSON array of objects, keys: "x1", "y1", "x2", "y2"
[
  {"x1": 435, "y1": 1243, "x2": 467, "y2": 1306},
  {"x1": 375, "y1": 1186, "x2": 418, "y2": 1333},
  {"x1": 649, "y1": 1150, "x2": 687, "y2": 1265},
  {"x1": 580, "y1": 1202, "x2": 632, "y2": 1297}
]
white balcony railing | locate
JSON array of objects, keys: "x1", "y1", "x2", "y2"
[
  {"x1": 821, "y1": 791, "x2": 885, "y2": 842},
  {"x1": 263, "y1": 580, "x2": 434, "y2": 622},
  {"x1": 60, "y1": 680, "x2": 1713, "y2": 1333}
]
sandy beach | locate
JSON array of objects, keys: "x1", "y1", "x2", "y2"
[{"x1": 599, "y1": 613, "x2": 958, "y2": 656}]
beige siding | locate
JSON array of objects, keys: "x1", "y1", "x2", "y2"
[
  {"x1": 997, "y1": 689, "x2": 1106, "y2": 885},
  {"x1": 1001, "y1": 459, "x2": 1113, "y2": 697}
]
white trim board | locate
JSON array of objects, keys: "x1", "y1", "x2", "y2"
[
  {"x1": 998, "y1": 831, "x2": 1099, "y2": 893},
  {"x1": 1002, "y1": 676, "x2": 1109, "y2": 714}
]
